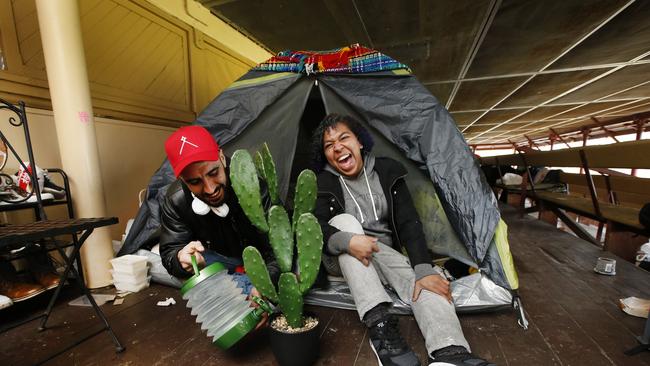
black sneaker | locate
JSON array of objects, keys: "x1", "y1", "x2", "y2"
[
  {"x1": 428, "y1": 352, "x2": 495, "y2": 366},
  {"x1": 368, "y1": 316, "x2": 420, "y2": 366}
]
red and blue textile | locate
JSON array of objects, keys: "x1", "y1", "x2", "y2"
[{"x1": 253, "y1": 44, "x2": 411, "y2": 74}]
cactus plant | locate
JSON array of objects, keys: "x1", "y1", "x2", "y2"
[
  {"x1": 230, "y1": 143, "x2": 322, "y2": 329},
  {"x1": 230, "y1": 150, "x2": 269, "y2": 233}
]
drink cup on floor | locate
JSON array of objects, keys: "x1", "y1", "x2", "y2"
[{"x1": 594, "y1": 257, "x2": 616, "y2": 275}]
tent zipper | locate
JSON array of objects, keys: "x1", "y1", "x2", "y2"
[{"x1": 388, "y1": 173, "x2": 407, "y2": 249}]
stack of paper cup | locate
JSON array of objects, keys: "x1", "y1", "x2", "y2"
[{"x1": 110, "y1": 255, "x2": 150, "y2": 292}]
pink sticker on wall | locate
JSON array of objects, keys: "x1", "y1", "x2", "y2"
[{"x1": 78, "y1": 111, "x2": 90, "y2": 124}]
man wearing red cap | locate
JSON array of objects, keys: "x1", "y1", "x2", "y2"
[{"x1": 160, "y1": 125, "x2": 278, "y2": 299}]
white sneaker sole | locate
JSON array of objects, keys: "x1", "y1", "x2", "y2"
[
  {"x1": 0, "y1": 297, "x2": 13, "y2": 310},
  {"x1": 368, "y1": 338, "x2": 422, "y2": 366},
  {"x1": 369, "y1": 339, "x2": 384, "y2": 366}
]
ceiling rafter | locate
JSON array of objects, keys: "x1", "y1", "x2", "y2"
[
  {"x1": 352, "y1": 0, "x2": 373, "y2": 48},
  {"x1": 203, "y1": 1, "x2": 650, "y2": 147},
  {"x1": 494, "y1": 96, "x2": 648, "y2": 140},
  {"x1": 474, "y1": 59, "x2": 650, "y2": 142},
  {"x1": 509, "y1": 110, "x2": 650, "y2": 148},
  {"x1": 451, "y1": 96, "x2": 645, "y2": 114},
  {"x1": 506, "y1": 93, "x2": 650, "y2": 142},
  {"x1": 528, "y1": 103, "x2": 650, "y2": 141},
  {"x1": 523, "y1": 100, "x2": 650, "y2": 139},
  {"x1": 445, "y1": 0, "x2": 501, "y2": 110},
  {"x1": 463, "y1": 0, "x2": 637, "y2": 135},
  {"x1": 426, "y1": 58, "x2": 650, "y2": 85},
  {"x1": 590, "y1": 116, "x2": 620, "y2": 142}
]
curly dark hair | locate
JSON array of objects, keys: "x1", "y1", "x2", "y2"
[{"x1": 310, "y1": 113, "x2": 374, "y2": 172}]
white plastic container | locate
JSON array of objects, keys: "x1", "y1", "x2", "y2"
[
  {"x1": 110, "y1": 255, "x2": 147, "y2": 275},
  {"x1": 114, "y1": 276, "x2": 151, "y2": 293},
  {"x1": 110, "y1": 268, "x2": 148, "y2": 284}
]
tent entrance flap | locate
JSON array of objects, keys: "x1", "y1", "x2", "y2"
[
  {"x1": 318, "y1": 75, "x2": 501, "y2": 265},
  {"x1": 222, "y1": 77, "x2": 313, "y2": 200},
  {"x1": 286, "y1": 84, "x2": 327, "y2": 204},
  {"x1": 318, "y1": 81, "x2": 474, "y2": 267}
]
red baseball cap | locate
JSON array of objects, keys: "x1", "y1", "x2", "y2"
[{"x1": 165, "y1": 126, "x2": 220, "y2": 177}]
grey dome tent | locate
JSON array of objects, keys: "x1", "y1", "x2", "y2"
[{"x1": 119, "y1": 45, "x2": 523, "y2": 323}]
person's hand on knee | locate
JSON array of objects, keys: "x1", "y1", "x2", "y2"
[
  {"x1": 177, "y1": 241, "x2": 205, "y2": 273},
  {"x1": 348, "y1": 235, "x2": 379, "y2": 266},
  {"x1": 413, "y1": 274, "x2": 452, "y2": 303}
]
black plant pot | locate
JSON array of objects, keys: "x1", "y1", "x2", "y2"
[{"x1": 268, "y1": 311, "x2": 320, "y2": 366}]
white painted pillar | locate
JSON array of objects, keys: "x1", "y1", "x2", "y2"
[{"x1": 35, "y1": 0, "x2": 113, "y2": 288}]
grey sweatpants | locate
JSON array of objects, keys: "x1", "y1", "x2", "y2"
[{"x1": 325, "y1": 214, "x2": 470, "y2": 354}]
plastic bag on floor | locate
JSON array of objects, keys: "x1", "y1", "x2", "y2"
[{"x1": 304, "y1": 272, "x2": 512, "y2": 314}]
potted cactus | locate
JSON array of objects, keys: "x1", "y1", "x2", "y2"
[{"x1": 229, "y1": 143, "x2": 323, "y2": 366}]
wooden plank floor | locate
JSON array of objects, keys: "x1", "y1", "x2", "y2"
[{"x1": 2, "y1": 203, "x2": 649, "y2": 365}]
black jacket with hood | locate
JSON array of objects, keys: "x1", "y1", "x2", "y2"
[
  {"x1": 315, "y1": 156, "x2": 436, "y2": 278},
  {"x1": 159, "y1": 177, "x2": 278, "y2": 280}
]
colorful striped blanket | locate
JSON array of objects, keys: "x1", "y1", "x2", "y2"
[{"x1": 253, "y1": 44, "x2": 411, "y2": 74}]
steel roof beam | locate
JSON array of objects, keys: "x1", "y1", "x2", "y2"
[
  {"x1": 445, "y1": 0, "x2": 501, "y2": 110},
  {"x1": 464, "y1": 0, "x2": 637, "y2": 136},
  {"x1": 425, "y1": 59, "x2": 650, "y2": 85}
]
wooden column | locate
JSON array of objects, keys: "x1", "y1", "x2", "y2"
[{"x1": 36, "y1": 0, "x2": 114, "y2": 288}]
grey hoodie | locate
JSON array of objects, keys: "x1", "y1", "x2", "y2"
[{"x1": 325, "y1": 154, "x2": 439, "y2": 280}]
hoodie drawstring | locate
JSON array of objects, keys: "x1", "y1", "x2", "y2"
[
  {"x1": 363, "y1": 167, "x2": 379, "y2": 221},
  {"x1": 339, "y1": 166, "x2": 379, "y2": 224}
]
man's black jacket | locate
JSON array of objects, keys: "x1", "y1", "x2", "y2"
[{"x1": 159, "y1": 178, "x2": 279, "y2": 280}]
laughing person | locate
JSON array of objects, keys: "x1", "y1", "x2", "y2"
[
  {"x1": 159, "y1": 125, "x2": 278, "y2": 317},
  {"x1": 312, "y1": 114, "x2": 494, "y2": 366}
]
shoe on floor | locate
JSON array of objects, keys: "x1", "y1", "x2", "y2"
[
  {"x1": 429, "y1": 351, "x2": 495, "y2": 366},
  {"x1": 0, "y1": 278, "x2": 46, "y2": 302},
  {"x1": 27, "y1": 250, "x2": 62, "y2": 290},
  {"x1": 0, "y1": 294, "x2": 13, "y2": 309},
  {"x1": 368, "y1": 315, "x2": 420, "y2": 366},
  {"x1": 33, "y1": 271, "x2": 61, "y2": 290}
]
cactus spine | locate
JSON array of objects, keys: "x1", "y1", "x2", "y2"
[{"x1": 231, "y1": 143, "x2": 322, "y2": 329}]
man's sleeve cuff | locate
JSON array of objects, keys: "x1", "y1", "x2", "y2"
[{"x1": 327, "y1": 231, "x2": 354, "y2": 255}]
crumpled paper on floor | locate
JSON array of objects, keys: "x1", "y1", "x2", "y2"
[
  {"x1": 156, "y1": 297, "x2": 176, "y2": 307},
  {"x1": 619, "y1": 297, "x2": 650, "y2": 318}
]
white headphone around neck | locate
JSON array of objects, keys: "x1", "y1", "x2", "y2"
[{"x1": 191, "y1": 193, "x2": 229, "y2": 217}]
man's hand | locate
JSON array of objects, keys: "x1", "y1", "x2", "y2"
[
  {"x1": 248, "y1": 287, "x2": 268, "y2": 330},
  {"x1": 177, "y1": 241, "x2": 205, "y2": 273},
  {"x1": 348, "y1": 234, "x2": 379, "y2": 266},
  {"x1": 412, "y1": 274, "x2": 452, "y2": 303}
]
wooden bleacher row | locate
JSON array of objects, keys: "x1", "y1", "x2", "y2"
[{"x1": 480, "y1": 139, "x2": 650, "y2": 262}]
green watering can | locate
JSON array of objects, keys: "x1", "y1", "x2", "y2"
[{"x1": 181, "y1": 255, "x2": 272, "y2": 349}]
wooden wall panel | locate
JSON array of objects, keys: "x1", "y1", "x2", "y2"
[
  {"x1": 80, "y1": 0, "x2": 194, "y2": 123},
  {"x1": 0, "y1": 0, "x2": 257, "y2": 127},
  {"x1": 12, "y1": 0, "x2": 43, "y2": 72},
  {"x1": 0, "y1": 0, "x2": 49, "y2": 105},
  {"x1": 191, "y1": 31, "x2": 253, "y2": 113}
]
